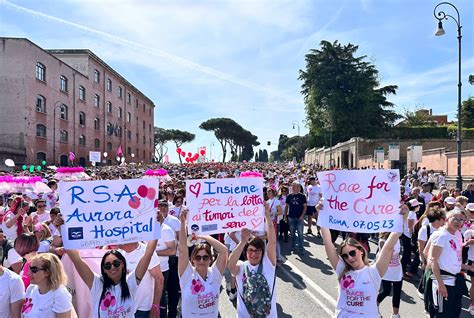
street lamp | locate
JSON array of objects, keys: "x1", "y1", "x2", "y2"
[
  {"x1": 52, "y1": 101, "x2": 64, "y2": 165},
  {"x1": 292, "y1": 120, "x2": 300, "y2": 136},
  {"x1": 434, "y1": 2, "x2": 463, "y2": 189}
]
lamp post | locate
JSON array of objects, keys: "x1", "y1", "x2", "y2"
[
  {"x1": 52, "y1": 101, "x2": 63, "y2": 165},
  {"x1": 434, "y1": 2, "x2": 463, "y2": 189},
  {"x1": 292, "y1": 121, "x2": 300, "y2": 136}
]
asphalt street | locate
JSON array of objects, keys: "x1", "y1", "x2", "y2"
[{"x1": 217, "y1": 222, "x2": 473, "y2": 317}]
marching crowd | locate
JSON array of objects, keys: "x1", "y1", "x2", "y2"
[{"x1": 0, "y1": 162, "x2": 473, "y2": 317}]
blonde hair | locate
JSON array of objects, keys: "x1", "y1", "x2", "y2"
[
  {"x1": 35, "y1": 223, "x2": 52, "y2": 241},
  {"x1": 456, "y1": 196, "x2": 469, "y2": 207},
  {"x1": 338, "y1": 238, "x2": 369, "y2": 281},
  {"x1": 31, "y1": 253, "x2": 68, "y2": 290}
]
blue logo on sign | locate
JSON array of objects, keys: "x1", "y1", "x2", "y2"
[
  {"x1": 191, "y1": 224, "x2": 200, "y2": 232},
  {"x1": 68, "y1": 227, "x2": 83, "y2": 240}
]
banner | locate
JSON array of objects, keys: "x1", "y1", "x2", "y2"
[
  {"x1": 89, "y1": 151, "x2": 101, "y2": 163},
  {"x1": 316, "y1": 169, "x2": 402, "y2": 233},
  {"x1": 59, "y1": 178, "x2": 160, "y2": 249},
  {"x1": 374, "y1": 148, "x2": 384, "y2": 164},
  {"x1": 388, "y1": 144, "x2": 400, "y2": 161},
  {"x1": 185, "y1": 177, "x2": 265, "y2": 235},
  {"x1": 411, "y1": 145, "x2": 423, "y2": 163}
]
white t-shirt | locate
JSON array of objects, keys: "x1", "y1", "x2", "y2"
[
  {"x1": 419, "y1": 192, "x2": 433, "y2": 205},
  {"x1": 0, "y1": 268, "x2": 24, "y2": 318},
  {"x1": 267, "y1": 198, "x2": 281, "y2": 223},
  {"x1": 418, "y1": 224, "x2": 438, "y2": 242},
  {"x1": 180, "y1": 263, "x2": 222, "y2": 317},
  {"x1": 235, "y1": 252, "x2": 277, "y2": 318},
  {"x1": 90, "y1": 272, "x2": 139, "y2": 318},
  {"x1": 156, "y1": 223, "x2": 175, "y2": 272},
  {"x1": 377, "y1": 240, "x2": 402, "y2": 282},
  {"x1": 37, "y1": 240, "x2": 51, "y2": 253},
  {"x1": 430, "y1": 228, "x2": 463, "y2": 282},
  {"x1": 224, "y1": 232, "x2": 241, "y2": 252},
  {"x1": 403, "y1": 211, "x2": 417, "y2": 238},
  {"x1": 119, "y1": 242, "x2": 160, "y2": 311},
  {"x1": 1, "y1": 213, "x2": 18, "y2": 241},
  {"x1": 30, "y1": 211, "x2": 50, "y2": 224},
  {"x1": 306, "y1": 184, "x2": 321, "y2": 206},
  {"x1": 48, "y1": 223, "x2": 61, "y2": 237},
  {"x1": 22, "y1": 284, "x2": 72, "y2": 317},
  {"x1": 169, "y1": 205, "x2": 186, "y2": 219},
  {"x1": 463, "y1": 229, "x2": 474, "y2": 261},
  {"x1": 335, "y1": 260, "x2": 381, "y2": 317},
  {"x1": 438, "y1": 175, "x2": 446, "y2": 186}
]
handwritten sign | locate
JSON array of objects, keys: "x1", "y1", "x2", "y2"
[
  {"x1": 316, "y1": 169, "x2": 402, "y2": 233},
  {"x1": 59, "y1": 178, "x2": 160, "y2": 249},
  {"x1": 185, "y1": 177, "x2": 265, "y2": 235}
]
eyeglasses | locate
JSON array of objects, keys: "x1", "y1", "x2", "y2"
[
  {"x1": 247, "y1": 249, "x2": 263, "y2": 255},
  {"x1": 37, "y1": 205, "x2": 46, "y2": 208},
  {"x1": 340, "y1": 250, "x2": 358, "y2": 259},
  {"x1": 29, "y1": 266, "x2": 46, "y2": 273},
  {"x1": 194, "y1": 255, "x2": 210, "y2": 262},
  {"x1": 103, "y1": 259, "x2": 122, "y2": 270},
  {"x1": 451, "y1": 217, "x2": 466, "y2": 223}
]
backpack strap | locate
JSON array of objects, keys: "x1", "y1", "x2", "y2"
[{"x1": 426, "y1": 224, "x2": 431, "y2": 241}]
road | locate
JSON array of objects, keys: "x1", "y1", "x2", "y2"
[{"x1": 217, "y1": 225, "x2": 473, "y2": 317}]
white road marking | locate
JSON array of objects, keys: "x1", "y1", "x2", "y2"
[{"x1": 279, "y1": 259, "x2": 337, "y2": 316}]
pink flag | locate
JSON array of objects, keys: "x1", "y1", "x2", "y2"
[
  {"x1": 69, "y1": 152, "x2": 75, "y2": 162},
  {"x1": 116, "y1": 144, "x2": 123, "y2": 157}
]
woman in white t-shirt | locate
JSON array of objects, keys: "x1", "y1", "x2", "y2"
[
  {"x1": 22, "y1": 253, "x2": 73, "y2": 317},
  {"x1": 0, "y1": 264, "x2": 24, "y2": 318},
  {"x1": 401, "y1": 199, "x2": 419, "y2": 278},
  {"x1": 169, "y1": 195, "x2": 186, "y2": 219},
  {"x1": 376, "y1": 232, "x2": 403, "y2": 318},
  {"x1": 319, "y1": 203, "x2": 404, "y2": 318},
  {"x1": 178, "y1": 209, "x2": 228, "y2": 317},
  {"x1": 66, "y1": 238, "x2": 158, "y2": 318},
  {"x1": 427, "y1": 209, "x2": 469, "y2": 317},
  {"x1": 267, "y1": 188, "x2": 283, "y2": 263},
  {"x1": 2, "y1": 198, "x2": 28, "y2": 241},
  {"x1": 228, "y1": 204, "x2": 277, "y2": 318}
]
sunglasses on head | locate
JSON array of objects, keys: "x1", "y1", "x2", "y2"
[
  {"x1": 341, "y1": 249, "x2": 358, "y2": 259},
  {"x1": 103, "y1": 259, "x2": 122, "y2": 270},
  {"x1": 194, "y1": 255, "x2": 210, "y2": 262},
  {"x1": 29, "y1": 266, "x2": 46, "y2": 273}
]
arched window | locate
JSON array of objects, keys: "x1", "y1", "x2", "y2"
[
  {"x1": 36, "y1": 124, "x2": 46, "y2": 138},
  {"x1": 79, "y1": 86, "x2": 86, "y2": 100},
  {"x1": 107, "y1": 78, "x2": 112, "y2": 91},
  {"x1": 79, "y1": 134, "x2": 86, "y2": 146},
  {"x1": 106, "y1": 122, "x2": 113, "y2": 135},
  {"x1": 60, "y1": 104, "x2": 68, "y2": 120},
  {"x1": 107, "y1": 101, "x2": 112, "y2": 113},
  {"x1": 106, "y1": 142, "x2": 112, "y2": 151},
  {"x1": 60, "y1": 130, "x2": 68, "y2": 142},
  {"x1": 79, "y1": 112, "x2": 86, "y2": 126},
  {"x1": 95, "y1": 139, "x2": 100, "y2": 149},
  {"x1": 36, "y1": 62, "x2": 46, "y2": 81},
  {"x1": 94, "y1": 118, "x2": 100, "y2": 130},
  {"x1": 36, "y1": 95, "x2": 46, "y2": 113},
  {"x1": 60, "y1": 75, "x2": 68, "y2": 92},
  {"x1": 36, "y1": 152, "x2": 46, "y2": 164},
  {"x1": 117, "y1": 127, "x2": 122, "y2": 137},
  {"x1": 94, "y1": 69, "x2": 100, "y2": 83},
  {"x1": 118, "y1": 107, "x2": 122, "y2": 118},
  {"x1": 94, "y1": 94, "x2": 100, "y2": 107}
]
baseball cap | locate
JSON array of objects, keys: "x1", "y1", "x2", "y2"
[
  {"x1": 466, "y1": 203, "x2": 474, "y2": 212},
  {"x1": 408, "y1": 199, "x2": 420, "y2": 207},
  {"x1": 444, "y1": 197, "x2": 456, "y2": 205}
]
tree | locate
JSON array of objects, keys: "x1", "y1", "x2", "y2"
[
  {"x1": 254, "y1": 152, "x2": 259, "y2": 162},
  {"x1": 398, "y1": 107, "x2": 436, "y2": 127},
  {"x1": 461, "y1": 97, "x2": 474, "y2": 128},
  {"x1": 153, "y1": 127, "x2": 173, "y2": 163},
  {"x1": 262, "y1": 149, "x2": 269, "y2": 162},
  {"x1": 168, "y1": 129, "x2": 195, "y2": 164},
  {"x1": 299, "y1": 40, "x2": 401, "y2": 148}
]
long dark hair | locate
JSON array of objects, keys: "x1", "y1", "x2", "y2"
[{"x1": 99, "y1": 250, "x2": 130, "y2": 306}]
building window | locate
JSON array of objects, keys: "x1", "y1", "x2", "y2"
[
  {"x1": 106, "y1": 122, "x2": 112, "y2": 134},
  {"x1": 149, "y1": 108, "x2": 152, "y2": 116},
  {"x1": 143, "y1": 135, "x2": 145, "y2": 145},
  {"x1": 106, "y1": 101, "x2": 112, "y2": 113},
  {"x1": 143, "y1": 120, "x2": 145, "y2": 129},
  {"x1": 60, "y1": 130, "x2": 68, "y2": 142},
  {"x1": 136, "y1": 117, "x2": 138, "y2": 127},
  {"x1": 150, "y1": 138, "x2": 152, "y2": 146},
  {"x1": 127, "y1": 130, "x2": 131, "y2": 140},
  {"x1": 127, "y1": 93, "x2": 131, "y2": 104},
  {"x1": 95, "y1": 139, "x2": 100, "y2": 149},
  {"x1": 143, "y1": 103, "x2": 146, "y2": 113},
  {"x1": 127, "y1": 112, "x2": 131, "y2": 122},
  {"x1": 94, "y1": 69, "x2": 100, "y2": 83},
  {"x1": 136, "y1": 133, "x2": 139, "y2": 142},
  {"x1": 60, "y1": 104, "x2": 68, "y2": 120},
  {"x1": 94, "y1": 117, "x2": 100, "y2": 130},
  {"x1": 36, "y1": 124, "x2": 46, "y2": 138},
  {"x1": 107, "y1": 78, "x2": 112, "y2": 91},
  {"x1": 149, "y1": 124, "x2": 151, "y2": 133},
  {"x1": 36, "y1": 95, "x2": 46, "y2": 113},
  {"x1": 94, "y1": 94, "x2": 100, "y2": 108},
  {"x1": 135, "y1": 99, "x2": 138, "y2": 108},
  {"x1": 79, "y1": 112, "x2": 86, "y2": 126},
  {"x1": 143, "y1": 150, "x2": 146, "y2": 159},
  {"x1": 118, "y1": 107, "x2": 122, "y2": 118},
  {"x1": 79, "y1": 134, "x2": 86, "y2": 146},
  {"x1": 36, "y1": 152, "x2": 46, "y2": 164},
  {"x1": 118, "y1": 86, "x2": 123, "y2": 98},
  {"x1": 79, "y1": 86, "x2": 86, "y2": 101},
  {"x1": 127, "y1": 147, "x2": 131, "y2": 155},
  {"x1": 117, "y1": 127, "x2": 122, "y2": 137},
  {"x1": 60, "y1": 75, "x2": 68, "y2": 92},
  {"x1": 107, "y1": 142, "x2": 112, "y2": 152},
  {"x1": 36, "y1": 62, "x2": 46, "y2": 81}
]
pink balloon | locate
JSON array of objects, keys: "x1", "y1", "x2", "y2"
[
  {"x1": 147, "y1": 187, "x2": 156, "y2": 200},
  {"x1": 128, "y1": 196, "x2": 140, "y2": 209},
  {"x1": 200, "y1": 149, "x2": 206, "y2": 156},
  {"x1": 137, "y1": 185, "x2": 148, "y2": 197}
]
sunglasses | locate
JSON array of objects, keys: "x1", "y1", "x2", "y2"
[
  {"x1": 194, "y1": 255, "x2": 210, "y2": 262},
  {"x1": 103, "y1": 260, "x2": 122, "y2": 270},
  {"x1": 37, "y1": 205, "x2": 46, "y2": 208},
  {"x1": 29, "y1": 266, "x2": 46, "y2": 273},
  {"x1": 451, "y1": 217, "x2": 466, "y2": 223},
  {"x1": 340, "y1": 250, "x2": 358, "y2": 259},
  {"x1": 247, "y1": 249, "x2": 262, "y2": 255}
]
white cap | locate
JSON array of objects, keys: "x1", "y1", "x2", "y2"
[
  {"x1": 444, "y1": 197, "x2": 456, "y2": 205},
  {"x1": 409, "y1": 199, "x2": 420, "y2": 207},
  {"x1": 466, "y1": 203, "x2": 474, "y2": 212}
]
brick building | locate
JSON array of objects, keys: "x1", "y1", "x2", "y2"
[{"x1": 0, "y1": 37, "x2": 155, "y2": 167}]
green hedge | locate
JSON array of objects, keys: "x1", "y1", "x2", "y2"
[
  {"x1": 447, "y1": 126, "x2": 474, "y2": 139},
  {"x1": 381, "y1": 127, "x2": 450, "y2": 139}
]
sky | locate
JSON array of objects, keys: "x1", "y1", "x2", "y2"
[{"x1": 1, "y1": 0, "x2": 473, "y2": 163}]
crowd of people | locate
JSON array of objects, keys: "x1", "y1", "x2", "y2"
[{"x1": 0, "y1": 162, "x2": 473, "y2": 317}]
